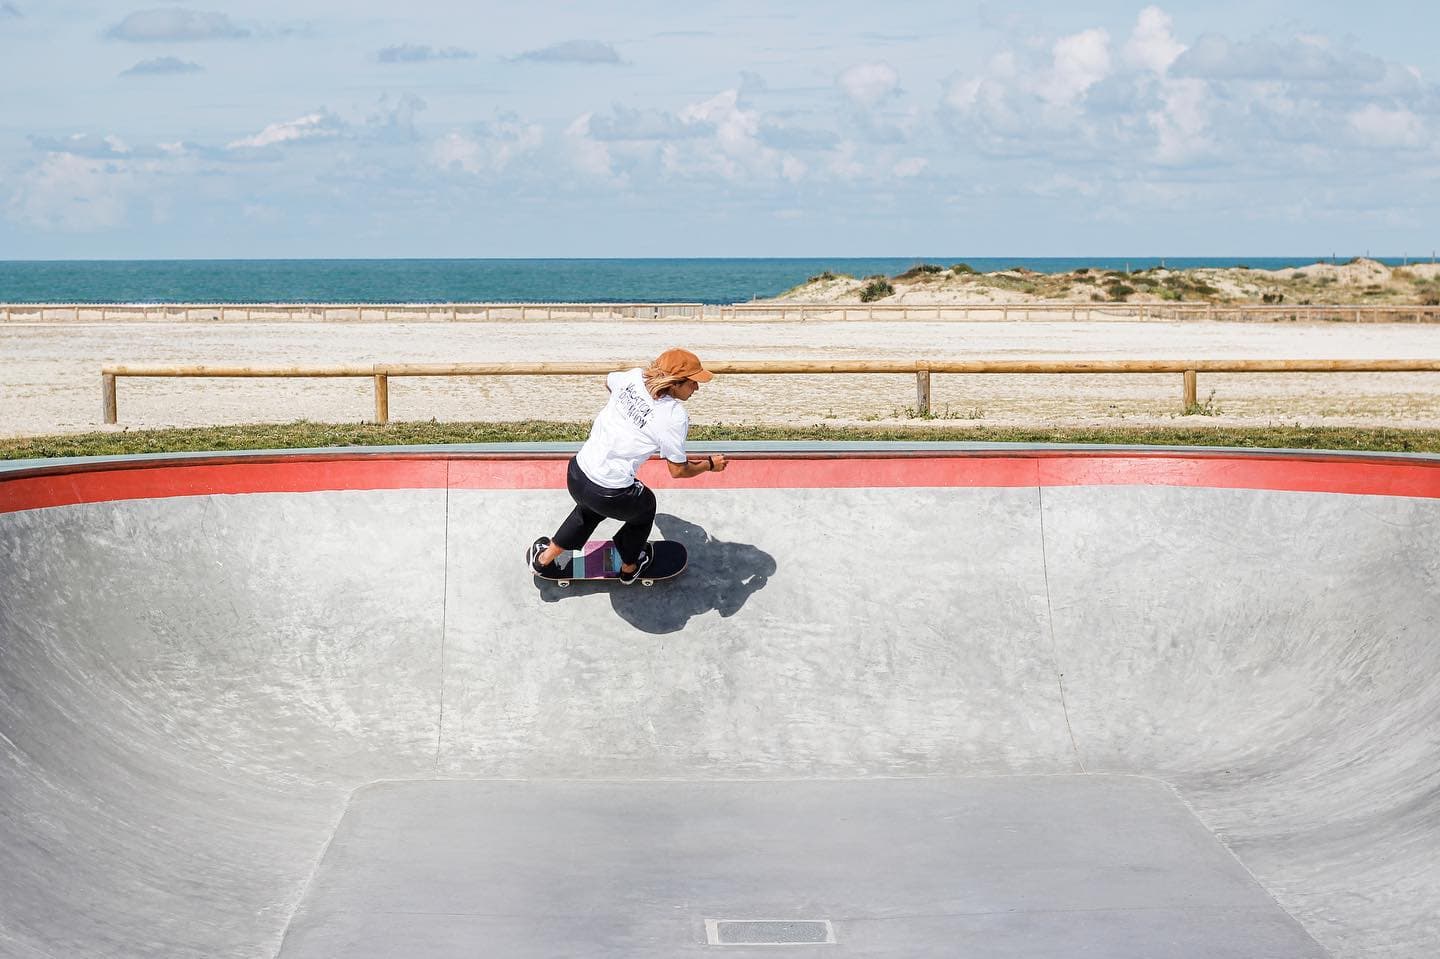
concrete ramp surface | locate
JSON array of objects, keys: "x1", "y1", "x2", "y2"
[{"x1": 1, "y1": 446, "x2": 1437, "y2": 958}]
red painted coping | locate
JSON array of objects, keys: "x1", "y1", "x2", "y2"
[{"x1": 1, "y1": 450, "x2": 1439, "y2": 516}]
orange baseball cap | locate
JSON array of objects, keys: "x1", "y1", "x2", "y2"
[{"x1": 654, "y1": 348, "x2": 714, "y2": 382}]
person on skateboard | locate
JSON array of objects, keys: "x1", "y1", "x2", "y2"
[{"x1": 529, "y1": 348, "x2": 728, "y2": 584}]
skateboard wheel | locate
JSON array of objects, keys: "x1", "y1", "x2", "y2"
[
  {"x1": 641, "y1": 578, "x2": 655, "y2": 586},
  {"x1": 558, "y1": 580, "x2": 571, "y2": 588}
]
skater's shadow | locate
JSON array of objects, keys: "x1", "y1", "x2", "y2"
[{"x1": 535, "y1": 513, "x2": 775, "y2": 634}]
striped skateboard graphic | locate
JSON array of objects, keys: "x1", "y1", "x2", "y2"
[{"x1": 530, "y1": 539, "x2": 688, "y2": 587}]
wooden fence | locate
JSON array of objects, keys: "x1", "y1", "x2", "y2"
[
  {"x1": 4, "y1": 303, "x2": 705, "y2": 322},
  {"x1": 100, "y1": 359, "x2": 1440, "y2": 425},
  {"x1": 6, "y1": 301, "x2": 1440, "y2": 323}
]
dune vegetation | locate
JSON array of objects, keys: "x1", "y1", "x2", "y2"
[{"x1": 776, "y1": 258, "x2": 1440, "y2": 306}]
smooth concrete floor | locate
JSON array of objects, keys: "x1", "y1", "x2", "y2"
[{"x1": 278, "y1": 777, "x2": 1325, "y2": 959}]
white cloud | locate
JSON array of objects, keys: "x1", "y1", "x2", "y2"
[
  {"x1": 378, "y1": 44, "x2": 474, "y2": 64},
  {"x1": 1348, "y1": 104, "x2": 1423, "y2": 147},
  {"x1": 29, "y1": 133, "x2": 132, "y2": 158},
  {"x1": 106, "y1": 9, "x2": 249, "y2": 42},
  {"x1": 568, "y1": 92, "x2": 819, "y2": 185},
  {"x1": 1172, "y1": 33, "x2": 1385, "y2": 85},
  {"x1": 588, "y1": 105, "x2": 705, "y2": 142},
  {"x1": 1041, "y1": 28, "x2": 1111, "y2": 106},
  {"x1": 367, "y1": 94, "x2": 427, "y2": 141},
  {"x1": 516, "y1": 40, "x2": 622, "y2": 64},
  {"x1": 668, "y1": 89, "x2": 810, "y2": 183},
  {"x1": 943, "y1": 52, "x2": 1018, "y2": 119},
  {"x1": 937, "y1": 12, "x2": 1440, "y2": 183},
  {"x1": 673, "y1": 90, "x2": 757, "y2": 177},
  {"x1": 838, "y1": 61, "x2": 900, "y2": 108},
  {"x1": 432, "y1": 132, "x2": 484, "y2": 173},
  {"x1": 121, "y1": 56, "x2": 203, "y2": 76},
  {"x1": 564, "y1": 113, "x2": 620, "y2": 180},
  {"x1": 1150, "y1": 77, "x2": 1211, "y2": 163},
  {"x1": 1030, "y1": 173, "x2": 1101, "y2": 198},
  {"x1": 6, "y1": 153, "x2": 132, "y2": 231},
  {"x1": 826, "y1": 142, "x2": 865, "y2": 181},
  {"x1": 433, "y1": 118, "x2": 544, "y2": 176},
  {"x1": 657, "y1": 142, "x2": 685, "y2": 177},
  {"x1": 943, "y1": 76, "x2": 983, "y2": 113},
  {"x1": 679, "y1": 91, "x2": 754, "y2": 147},
  {"x1": 228, "y1": 112, "x2": 345, "y2": 150},
  {"x1": 893, "y1": 157, "x2": 928, "y2": 177},
  {"x1": 1126, "y1": 7, "x2": 1185, "y2": 75}
]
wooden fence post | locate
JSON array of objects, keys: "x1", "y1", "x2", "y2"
[
  {"x1": 916, "y1": 370, "x2": 931, "y2": 415},
  {"x1": 103, "y1": 374, "x2": 118, "y2": 424},
  {"x1": 374, "y1": 374, "x2": 390, "y2": 425},
  {"x1": 1182, "y1": 370, "x2": 1197, "y2": 411}
]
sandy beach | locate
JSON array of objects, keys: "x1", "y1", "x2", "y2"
[{"x1": 4, "y1": 316, "x2": 1440, "y2": 439}]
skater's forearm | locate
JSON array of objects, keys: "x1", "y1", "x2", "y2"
[{"x1": 669, "y1": 454, "x2": 727, "y2": 478}]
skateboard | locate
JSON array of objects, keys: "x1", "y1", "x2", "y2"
[{"x1": 530, "y1": 539, "x2": 688, "y2": 587}]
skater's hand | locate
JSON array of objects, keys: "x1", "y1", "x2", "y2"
[{"x1": 708, "y1": 453, "x2": 728, "y2": 472}]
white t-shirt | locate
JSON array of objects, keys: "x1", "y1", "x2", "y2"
[{"x1": 575, "y1": 368, "x2": 690, "y2": 488}]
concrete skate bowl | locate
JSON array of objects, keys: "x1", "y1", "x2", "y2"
[{"x1": 1, "y1": 445, "x2": 1437, "y2": 959}]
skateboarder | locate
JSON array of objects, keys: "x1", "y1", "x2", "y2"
[{"x1": 529, "y1": 348, "x2": 728, "y2": 584}]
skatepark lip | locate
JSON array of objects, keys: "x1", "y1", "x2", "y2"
[{"x1": 4, "y1": 441, "x2": 1439, "y2": 511}]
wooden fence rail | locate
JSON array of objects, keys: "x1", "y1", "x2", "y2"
[
  {"x1": 100, "y1": 359, "x2": 1440, "y2": 425},
  {"x1": 4, "y1": 303, "x2": 707, "y2": 323}
]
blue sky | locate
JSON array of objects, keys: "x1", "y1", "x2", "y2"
[{"x1": 1, "y1": 1, "x2": 1436, "y2": 258}]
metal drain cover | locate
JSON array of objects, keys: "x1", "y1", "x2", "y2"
[{"x1": 706, "y1": 919, "x2": 836, "y2": 945}]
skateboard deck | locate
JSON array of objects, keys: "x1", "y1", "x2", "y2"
[{"x1": 531, "y1": 539, "x2": 687, "y2": 587}]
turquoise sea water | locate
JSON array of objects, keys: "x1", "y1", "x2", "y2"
[{"x1": 0, "y1": 257, "x2": 1414, "y2": 305}]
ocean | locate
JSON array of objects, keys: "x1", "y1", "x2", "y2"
[{"x1": 0, "y1": 257, "x2": 1416, "y2": 305}]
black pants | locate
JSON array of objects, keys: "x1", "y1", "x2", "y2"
[{"x1": 551, "y1": 457, "x2": 657, "y2": 564}]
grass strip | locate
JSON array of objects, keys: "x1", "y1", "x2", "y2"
[{"x1": 4, "y1": 420, "x2": 1440, "y2": 461}]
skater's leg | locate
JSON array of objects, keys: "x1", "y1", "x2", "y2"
[
  {"x1": 612, "y1": 485, "x2": 657, "y2": 570},
  {"x1": 537, "y1": 458, "x2": 606, "y2": 567},
  {"x1": 540, "y1": 503, "x2": 603, "y2": 566}
]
